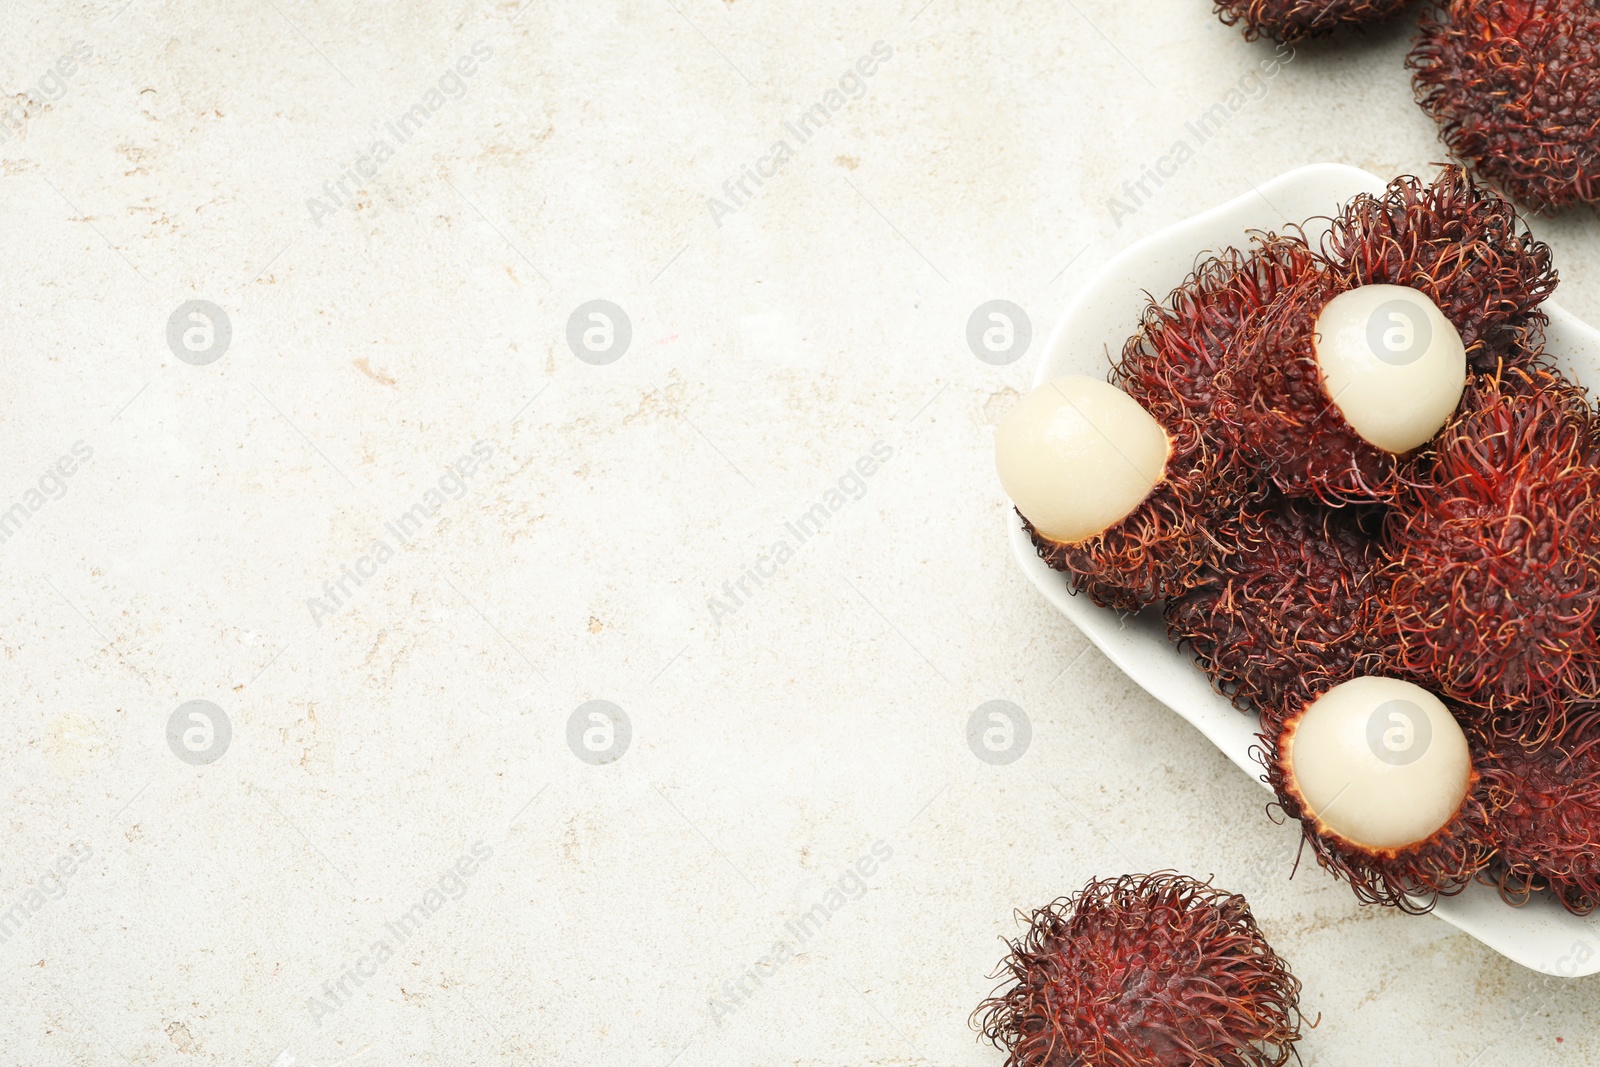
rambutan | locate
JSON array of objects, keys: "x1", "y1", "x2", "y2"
[
  {"x1": 1166, "y1": 495, "x2": 1387, "y2": 733},
  {"x1": 1232, "y1": 272, "x2": 1468, "y2": 503},
  {"x1": 1383, "y1": 360, "x2": 1600, "y2": 746},
  {"x1": 1321, "y1": 168, "x2": 1559, "y2": 368},
  {"x1": 999, "y1": 377, "x2": 1244, "y2": 613},
  {"x1": 1113, "y1": 235, "x2": 1323, "y2": 442},
  {"x1": 1485, "y1": 733, "x2": 1600, "y2": 914},
  {"x1": 973, "y1": 872, "x2": 1304, "y2": 1067},
  {"x1": 1410, "y1": 1, "x2": 1600, "y2": 212},
  {"x1": 1214, "y1": 0, "x2": 1415, "y2": 42},
  {"x1": 1259, "y1": 676, "x2": 1496, "y2": 911}
]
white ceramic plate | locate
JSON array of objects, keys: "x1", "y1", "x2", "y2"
[{"x1": 1013, "y1": 163, "x2": 1600, "y2": 977}]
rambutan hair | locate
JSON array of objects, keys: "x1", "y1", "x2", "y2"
[
  {"x1": 1258, "y1": 697, "x2": 1497, "y2": 911},
  {"x1": 1114, "y1": 233, "x2": 1323, "y2": 445},
  {"x1": 1020, "y1": 441, "x2": 1231, "y2": 613},
  {"x1": 1214, "y1": 0, "x2": 1415, "y2": 41},
  {"x1": 1232, "y1": 269, "x2": 1404, "y2": 503},
  {"x1": 1485, "y1": 732, "x2": 1600, "y2": 914},
  {"x1": 973, "y1": 872, "x2": 1304, "y2": 1067},
  {"x1": 1321, "y1": 167, "x2": 1559, "y2": 369},
  {"x1": 1382, "y1": 360, "x2": 1600, "y2": 746},
  {"x1": 1166, "y1": 495, "x2": 1387, "y2": 734},
  {"x1": 1410, "y1": 1, "x2": 1600, "y2": 212}
]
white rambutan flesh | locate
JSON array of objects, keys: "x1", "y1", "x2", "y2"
[
  {"x1": 995, "y1": 376, "x2": 1170, "y2": 545},
  {"x1": 1313, "y1": 284, "x2": 1466, "y2": 454}
]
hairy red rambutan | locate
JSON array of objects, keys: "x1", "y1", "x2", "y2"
[
  {"x1": 1321, "y1": 168, "x2": 1559, "y2": 368},
  {"x1": 1259, "y1": 678, "x2": 1496, "y2": 911},
  {"x1": 1019, "y1": 239, "x2": 1323, "y2": 612},
  {"x1": 973, "y1": 872, "x2": 1304, "y2": 1067},
  {"x1": 1382, "y1": 360, "x2": 1600, "y2": 746},
  {"x1": 1005, "y1": 371, "x2": 1253, "y2": 613},
  {"x1": 1114, "y1": 235, "x2": 1323, "y2": 439},
  {"x1": 1166, "y1": 495, "x2": 1388, "y2": 733},
  {"x1": 1214, "y1": 0, "x2": 1415, "y2": 41},
  {"x1": 1485, "y1": 733, "x2": 1600, "y2": 914},
  {"x1": 1410, "y1": 0, "x2": 1600, "y2": 212}
]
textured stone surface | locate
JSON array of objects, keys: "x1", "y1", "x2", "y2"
[{"x1": 0, "y1": 2, "x2": 1597, "y2": 1065}]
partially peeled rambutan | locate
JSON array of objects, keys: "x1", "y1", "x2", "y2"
[
  {"x1": 1232, "y1": 272, "x2": 1468, "y2": 503},
  {"x1": 1214, "y1": 0, "x2": 1415, "y2": 42},
  {"x1": 1321, "y1": 167, "x2": 1559, "y2": 368},
  {"x1": 1166, "y1": 495, "x2": 1387, "y2": 734},
  {"x1": 1260, "y1": 676, "x2": 1496, "y2": 911},
  {"x1": 998, "y1": 377, "x2": 1244, "y2": 613},
  {"x1": 1485, "y1": 733, "x2": 1600, "y2": 914},
  {"x1": 1383, "y1": 360, "x2": 1600, "y2": 746},
  {"x1": 1410, "y1": 1, "x2": 1600, "y2": 212},
  {"x1": 973, "y1": 872, "x2": 1304, "y2": 1067}
]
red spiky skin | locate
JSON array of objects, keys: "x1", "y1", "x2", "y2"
[
  {"x1": 1232, "y1": 270, "x2": 1404, "y2": 503},
  {"x1": 1321, "y1": 168, "x2": 1559, "y2": 369},
  {"x1": 1166, "y1": 496, "x2": 1387, "y2": 735},
  {"x1": 1485, "y1": 735, "x2": 1600, "y2": 914},
  {"x1": 1026, "y1": 242, "x2": 1317, "y2": 612},
  {"x1": 1020, "y1": 447, "x2": 1229, "y2": 613},
  {"x1": 1260, "y1": 696, "x2": 1496, "y2": 911},
  {"x1": 1410, "y1": 1, "x2": 1600, "y2": 212},
  {"x1": 1382, "y1": 361, "x2": 1600, "y2": 746},
  {"x1": 973, "y1": 873, "x2": 1304, "y2": 1067},
  {"x1": 1114, "y1": 235, "x2": 1323, "y2": 452},
  {"x1": 1214, "y1": 0, "x2": 1415, "y2": 41}
]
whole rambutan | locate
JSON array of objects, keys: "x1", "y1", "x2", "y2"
[
  {"x1": 1214, "y1": 0, "x2": 1415, "y2": 42},
  {"x1": 1260, "y1": 676, "x2": 1496, "y2": 911},
  {"x1": 1410, "y1": 1, "x2": 1600, "y2": 212},
  {"x1": 1232, "y1": 271, "x2": 1468, "y2": 503},
  {"x1": 973, "y1": 872, "x2": 1304, "y2": 1067},
  {"x1": 1321, "y1": 168, "x2": 1559, "y2": 368},
  {"x1": 1114, "y1": 234, "x2": 1323, "y2": 444},
  {"x1": 1485, "y1": 732, "x2": 1600, "y2": 914},
  {"x1": 998, "y1": 377, "x2": 1246, "y2": 613},
  {"x1": 1166, "y1": 495, "x2": 1387, "y2": 733},
  {"x1": 1383, "y1": 360, "x2": 1600, "y2": 746}
]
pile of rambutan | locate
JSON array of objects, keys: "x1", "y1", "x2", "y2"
[{"x1": 996, "y1": 165, "x2": 1600, "y2": 919}]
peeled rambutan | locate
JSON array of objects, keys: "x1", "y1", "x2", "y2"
[
  {"x1": 1410, "y1": 1, "x2": 1600, "y2": 212},
  {"x1": 998, "y1": 376, "x2": 1246, "y2": 613},
  {"x1": 1485, "y1": 733, "x2": 1600, "y2": 914},
  {"x1": 1321, "y1": 168, "x2": 1559, "y2": 368},
  {"x1": 1214, "y1": 0, "x2": 1415, "y2": 42},
  {"x1": 1383, "y1": 360, "x2": 1600, "y2": 746},
  {"x1": 973, "y1": 872, "x2": 1304, "y2": 1067},
  {"x1": 1166, "y1": 495, "x2": 1387, "y2": 733},
  {"x1": 1259, "y1": 676, "x2": 1496, "y2": 911},
  {"x1": 1232, "y1": 271, "x2": 1468, "y2": 503}
]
